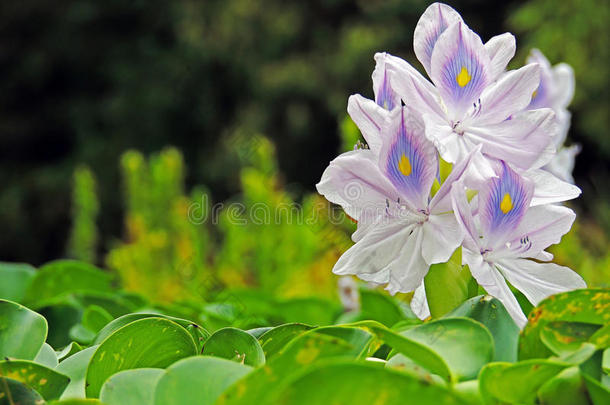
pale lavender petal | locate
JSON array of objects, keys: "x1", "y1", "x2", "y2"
[
  {"x1": 551, "y1": 63, "x2": 575, "y2": 109},
  {"x1": 524, "y1": 168, "x2": 581, "y2": 205},
  {"x1": 413, "y1": 2, "x2": 463, "y2": 76},
  {"x1": 430, "y1": 21, "x2": 490, "y2": 119},
  {"x1": 543, "y1": 144, "x2": 580, "y2": 184},
  {"x1": 347, "y1": 94, "x2": 388, "y2": 155},
  {"x1": 526, "y1": 49, "x2": 553, "y2": 110},
  {"x1": 385, "y1": 226, "x2": 430, "y2": 294},
  {"x1": 464, "y1": 109, "x2": 556, "y2": 170},
  {"x1": 380, "y1": 107, "x2": 438, "y2": 209},
  {"x1": 479, "y1": 161, "x2": 534, "y2": 250},
  {"x1": 496, "y1": 259, "x2": 585, "y2": 306},
  {"x1": 450, "y1": 181, "x2": 480, "y2": 252},
  {"x1": 485, "y1": 33, "x2": 516, "y2": 81},
  {"x1": 421, "y1": 212, "x2": 463, "y2": 265},
  {"x1": 470, "y1": 64, "x2": 540, "y2": 126},
  {"x1": 372, "y1": 53, "x2": 401, "y2": 111},
  {"x1": 410, "y1": 282, "x2": 431, "y2": 320}
]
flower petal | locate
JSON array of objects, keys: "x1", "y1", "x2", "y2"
[
  {"x1": 316, "y1": 148, "x2": 399, "y2": 222},
  {"x1": 347, "y1": 94, "x2": 388, "y2": 155},
  {"x1": 463, "y1": 248, "x2": 527, "y2": 328},
  {"x1": 485, "y1": 33, "x2": 516, "y2": 81},
  {"x1": 372, "y1": 53, "x2": 402, "y2": 111},
  {"x1": 380, "y1": 107, "x2": 438, "y2": 209},
  {"x1": 430, "y1": 21, "x2": 491, "y2": 119},
  {"x1": 421, "y1": 212, "x2": 463, "y2": 265},
  {"x1": 552, "y1": 63, "x2": 575, "y2": 109},
  {"x1": 479, "y1": 161, "x2": 534, "y2": 250},
  {"x1": 451, "y1": 181, "x2": 480, "y2": 251},
  {"x1": 470, "y1": 64, "x2": 541, "y2": 126},
  {"x1": 542, "y1": 144, "x2": 580, "y2": 184},
  {"x1": 386, "y1": 226, "x2": 429, "y2": 294},
  {"x1": 410, "y1": 282, "x2": 431, "y2": 320},
  {"x1": 413, "y1": 2, "x2": 463, "y2": 76},
  {"x1": 496, "y1": 258, "x2": 585, "y2": 306},
  {"x1": 465, "y1": 109, "x2": 556, "y2": 170},
  {"x1": 524, "y1": 168, "x2": 581, "y2": 205}
]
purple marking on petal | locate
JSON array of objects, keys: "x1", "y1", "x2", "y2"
[
  {"x1": 422, "y1": 4, "x2": 452, "y2": 64},
  {"x1": 376, "y1": 69, "x2": 396, "y2": 111},
  {"x1": 527, "y1": 73, "x2": 549, "y2": 109},
  {"x1": 481, "y1": 161, "x2": 533, "y2": 247},
  {"x1": 384, "y1": 109, "x2": 431, "y2": 206}
]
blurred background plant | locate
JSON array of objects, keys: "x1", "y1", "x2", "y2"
[{"x1": 0, "y1": 0, "x2": 608, "y2": 304}]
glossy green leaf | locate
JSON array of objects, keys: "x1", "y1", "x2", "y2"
[
  {"x1": 590, "y1": 324, "x2": 610, "y2": 349},
  {"x1": 154, "y1": 356, "x2": 253, "y2": 405},
  {"x1": 0, "y1": 299, "x2": 47, "y2": 360},
  {"x1": 259, "y1": 323, "x2": 313, "y2": 358},
  {"x1": 100, "y1": 368, "x2": 163, "y2": 405},
  {"x1": 55, "y1": 346, "x2": 98, "y2": 400},
  {"x1": 56, "y1": 342, "x2": 83, "y2": 362},
  {"x1": 520, "y1": 288, "x2": 610, "y2": 360},
  {"x1": 0, "y1": 360, "x2": 70, "y2": 400},
  {"x1": 448, "y1": 295, "x2": 519, "y2": 362},
  {"x1": 479, "y1": 360, "x2": 568, "y2": 404},
  {"x1": 357, "y1": 288, "x2": 414, "y2": 327},
  {"x1": 424, "y1": 248, "x2": 477, "y2": 318},
  {"x1": 540, "y1": 321, "x2": 600, "y2": 355},
  {"x1": 23, "y1": 260, "x2": 113, "y2": 309},
  {"x1": 202, "y1": 327, "x2": 265, "y2": 367},
  {"x1": 34, "y1": 343, "x2": 58, "y2": 368},
  {"x1": 82, "y1": 305, "x2": 113, "y2": 333},
  {"x1": 401, "y1": 317, "x2": 494, "y2": 380},
  {"x1": 267, "y1": 361, "x2": 468, "y2": 405},
  {"x1": 85, "y1": 317, "x2": 197, "y2": 397},
  {"x1": 537, "y1": 366, "x2": 589, "y2": 405},
  {"x1": 246, "y1": 327, "x2": 273, "y2": 339},
  {"x1": 582, "y1": 373, "x2": 610, "y2": 405},
  {"x1": 0, "y1": 262, "x2": 36, "y2": 302},
  {"x1": 0, "y1": 377, "x2": 44, "y2": 405}
]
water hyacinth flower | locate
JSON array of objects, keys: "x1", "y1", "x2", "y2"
[
  {"x1": 384, "y1": 3, "x2": 557, "y2": 174},
  {"x1": 317, "y1": 105, "x2": 480, "y2": 294},
  {"x1": 526, "y1": 49, "x2": 580, "y2": 183},
  {"x1": 451, "y1": 162, "x2": 585, "y2": 327}
]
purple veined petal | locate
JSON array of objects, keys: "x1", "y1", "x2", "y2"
[
  {"x1": 463, "y1": 249, "x2": 528, "y2": 328},
  {"x1": 347, "y1": 94, "x2": 388, "y2": 155},
  {"x1": 380, "y1": 107, "x2": 438, "y2": 209},
  {"x1": 372, "y1": 53, "x2": 401, "y2": 111},
  {"x1": 421, "y1": 212, "x2": 463, "y2": 265},
  {"x1": 479, "y1": 161, "x2": 534, "y2": 250},
  {"x1": 430, "y1": 21, "x2": 491, "y2": 120},
  {"x1": 523, "y1": 168, "x2": 581, "y2": 205},
  {"x1": 492, "y1": 204, "x2": 575, "y2": 261},
  {"x1": 316, "y1": 148, "x2": 400, "y2": 223},
  {"x1": 485, "y1": 33, "x2": 516, "y2": 81},
  {"x1": 496, "y1": 258, "x2": 585, "y2": 306},
  {"x1": 468, "y1": 63, "x2": 540, "y2": 126},
  {"x1": 450, "y1": 181, "x2": 480, "y2": 252},
  {"x1": 526, "y1": 49, "x2": 554, "y2": 110},
  {"x1": 464, "y1": 108, "x2": 556, "y2": 170},
  {"x1": 413, "y1": 2, "x2": 463, "y2": 76},
  {"x1": 383, "y1": 53, "x2": 446, "y2": 120}
]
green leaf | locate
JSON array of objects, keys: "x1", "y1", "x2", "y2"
[
  {"x1": 582, "y1": 373, "x2": 610, "y2": 405},
  {"x1": 519, "y1": 288, "x2": 610, "y2": 360},
  {"x1": 55, "y1": 346, "x2": 98, "y2": 400},
  {"x1": 0, "y1": 262, "x2": 36, "y2": 302},
  {"x1": 100, "y1": 368, "x2": 164, "y2": 405},
  {"x1": 82, "y1": 305, "x2": 113, "y2": 333},
  {"x1": 603, "y1": 348, "x2": 609, "y2": 375},
  {"x1": 0, "y1": 299, "x2": 47, "y2": 360},
  {"x1": 56, "y1": 342, "x2": 83, "y2": 362},
  {"x1": 85, "y1": 317, "x2": 197, "y2": 397},
  {"x1": 34, "y1": 343, "x2": 58, "y2": 368},
  {"x1": 0, "y1": 359, "x2": 70, "y2": 400},
  {"x1": 447, "y1": 295, "x2": 519, "y2": 362},
  {"x1": 357, "y1": 288, "x2": 414, "y2": 327},
  {"x1": 275, "y1": 297, "x2": 340, "y2": 326},
  {"x1": 537, "y1": 367, "x2": 589, "y2": 405},
  {"x1": 401, "y1": 317, "x2": 494, "y2": 380},
  {"x1": 0, "y1": 377, "x2": 45, "y2": 404},
  {"x1": 203, "y1": 327, "x2": 265, "y2": 367},
  {"x1": 424, "y1": 248, "x2": 477, "y2": 318},
  {"x1": 154, "y1": 356, "x2": 253, "y2": 405},
  {"x1": 258, "y1": 323, "x2": 313, "y2": 358},
  {"x1": 267, "y1": 361, "x2": 468, "y2": 405},
  {"x1": 23, "y1": 260, "x2": 113, "y2": 309},
  {"x1": 246, "y1": 327, "x2": 273, "y2": 339},
  {"x1": 48, "y1": 400, "x2": 104, "y2": 405},
  {"x1": 590, "y1": 324, "x2": 610, "y2": 349},
  {"x1": 540, "y1": 321, "x2": 600, "y2": 355},
  {"x1": 479, "y1": 360, "x2": 568, "y2": 404}
]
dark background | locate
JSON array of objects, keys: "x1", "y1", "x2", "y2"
[{"x1": 0, "y1": 0, "x2": 608, "y2": 265}]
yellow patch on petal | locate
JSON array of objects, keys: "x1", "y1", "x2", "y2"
[
  {"x1": 532, "y1": 89, "x2": 538, "y2": 100},
  {"x1": 456, "y1": 66, "x2": 471, "y2": 87},
  {"x1": 398, "y1": 154, "x2": 412, "y2": 176},
  {"x1": 500, "y1": 193, "x2": 513, "y2": 214}
]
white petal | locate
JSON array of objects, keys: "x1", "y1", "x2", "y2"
[
  {"x1": 410, "y1": 282, "x2": 431, "y2": 320},
  {"x1": 552, "y1": 63, "x2": 575, "y2": 109},
  {"x1": 542, "y1": 144, "x2": 580, "y2": 185},
  {"x1": 485, "y1": 33, "x2": 516, "y2": 81},
  {"x1": 347, "y1": 94, "x2": 388, "y2": 155},
  {"x1": 421, "y1": 212, "x2": 463, "y2": 265},
  {"x1": 472, "y1": 64, "x2": 540, "y2": 125},
  {"x1": 496, "y1": 258, "x2": 586, "y2": 306},
  {"x1": 463, "y1": 249, "x2": 527, "y2": 328},
  {"x1": 413, "y1": 2, "x2": 463, "y2": 76},
  {"x1": 523, "y1": 168, "x2": 581, "y2": 205},
  {"x1": 385, "y1": 226, "x2": 430, "y2": 294},
  {"x1": 450, "y1": 181, "x2": 480, "y2": 251}
]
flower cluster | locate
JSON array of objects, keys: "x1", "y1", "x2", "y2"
[{"x1": 317, "y1": 3, "x2": 585, "y2": 327}]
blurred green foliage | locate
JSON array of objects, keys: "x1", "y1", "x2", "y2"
[{"x1": 67, "y1": 166, "x2": 99, "y2": 263}]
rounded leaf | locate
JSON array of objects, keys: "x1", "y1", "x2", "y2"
[
  {"x1": 0, "y1": 359, "x2": 70, "y2": 400},
  {"x1": 0, "y1": 299, "x2": 47, "y2": 360},
  {"x1": 100, "y1": 368, "x2": 164, "y2": 405},
  {"x1": 203, "y1": 327, "x2": 265, "y2": 367}
]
